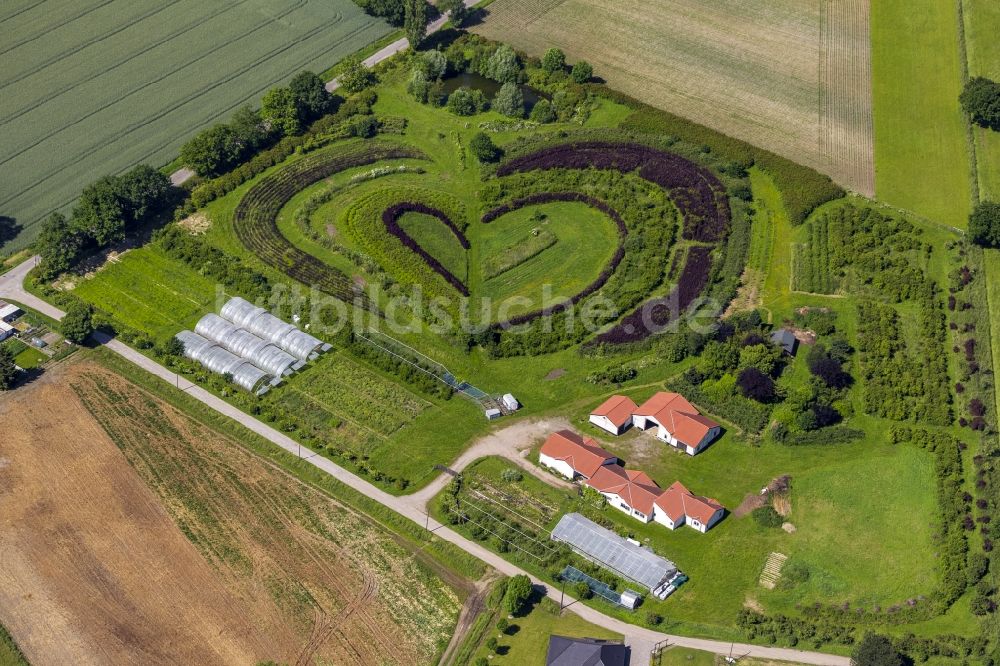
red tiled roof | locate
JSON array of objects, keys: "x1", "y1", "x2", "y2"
[
  {"x1": 654, "y1": 481, "x2": 725, "y2": 525},
  {"x1": 586, "y1": 465, "x2": 662, "y2": 516},
  {"x1": 539, "y1": 430, "x2": 617, "y2": 478},
  {"x1": 635, "y1": 392, "x2": 719, "y2": 447},
  {"x1": 591, "y1": 395, "x2": 638, "y2": 428}
]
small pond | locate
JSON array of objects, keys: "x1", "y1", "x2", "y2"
[{"x1": 440, "y1": 72, "x2": 547, "y2": 109}]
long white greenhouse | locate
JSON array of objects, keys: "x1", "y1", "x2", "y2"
[
  {"x1": 219, "y1": 297, "x2": 327, "y2": 361},
  {"x1": 195, "y1": 314, "x2": 301, "y2": 377},
  {"x1": 175, "y1": 330, "x2": 274, "y2": 394}
]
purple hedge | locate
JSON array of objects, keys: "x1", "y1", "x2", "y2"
[
  {"x1": 595, "y1": 245, "x2": 714, "y2": 344},
  {"x1": 383, "y1": 203, "x2": 470, "y2": 296},
  {"x1": 497, "y1": 141, "x2": 731, "y2": 242},
  {"x1": 480, "y1": 192, "x2": 629, "y2": 328}
]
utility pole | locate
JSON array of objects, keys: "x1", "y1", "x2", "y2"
[{"x1": 559, "y1": 577, "x2": 565, "y2": 611}]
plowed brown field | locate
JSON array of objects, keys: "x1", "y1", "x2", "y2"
[
  {"x1": 475, "y1": 0, "x2": 874, "y2": 196},
  {"x1": 0, "y1": 360, "x2": 461, "y2": 665}
]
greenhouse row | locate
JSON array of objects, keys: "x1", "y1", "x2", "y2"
[{"x1": 175, "y1": 297, "x2": 330, "y2": 394}]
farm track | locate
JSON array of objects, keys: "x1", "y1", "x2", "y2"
[{"x1": 233, "y1": 143, "x2": 426, "y2": 306}]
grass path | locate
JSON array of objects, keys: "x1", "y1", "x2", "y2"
[{"x1": 984, "y1": 250, "x2": 1000, "y2": 422}]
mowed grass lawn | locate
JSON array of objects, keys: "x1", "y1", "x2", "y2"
[
  {"x1": 72, "y1": 245, "x2": 220, "y2": 339},
  {"x1": 0, "y1": 0, "x2": 390, "y2": 248},
  {"x1": 468, "y1": 597, "x2": 622, "y2": 665},
  {"x1": 871, "y1": 0, "x2": 971, "y2": 228},
  {"x1": 473, "y1": 202, "x2": 619, "y2": 318},
  {"x1": 962, "y1": 0, "x2": 1000, "y2": 199},
  {"x1": 398, "y1": 211, "x2": 468, "y2": 282}
]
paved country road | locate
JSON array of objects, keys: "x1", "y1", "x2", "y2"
[{"x1": 0, "y1": 256, "x2": 850, "y2": 665}]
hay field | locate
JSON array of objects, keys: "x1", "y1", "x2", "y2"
[
  {"x1": 474, "y1": 0, "x2": 874, "y2": 196},
  {"x1": 0, "y1": 360, "x2": 460, "y2": 665},
  {"x1": 0, "y1": 0, "x2": 390, "y2": 248}
]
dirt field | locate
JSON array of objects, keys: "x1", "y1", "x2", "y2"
[
  {"x1": 0, "y1": 361, "x2": 462, "y2": 665},
  {"x1": 475, "y1": 0, "x2": 874, "y2": 196}
]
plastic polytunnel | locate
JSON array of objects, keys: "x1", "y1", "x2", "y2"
[
  {"x1": 219, "y1": 297, "x2": 324, "y2": 361},
  {"x1": 195, "y1": 314, "x2": 299, "y2": 377},
  {"x1": 175, "y1": 330, "x2": 272, "y2": 394}
]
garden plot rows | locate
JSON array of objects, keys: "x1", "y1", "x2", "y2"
[
  {"x1": 476, "y1": 0, "x2": 875, "y2": 194},
  {"x1": 290, "y1": 354, "x2": 430, "y2": 437},
  {"x1": 72, "y1": 246, "x2": 220, "y2": 337},
  {"x1": 0, "y1": 0, "x2": 391, "y2": 248}
]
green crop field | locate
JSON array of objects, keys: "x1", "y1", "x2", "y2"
[
  {"x1": 962, "y1": 0, "x2": 1000, "y2": 200},
  {"x1": 871, "y1": 0, "x2": 971, "y2": 228},
  {"x1": 0, "y1": 0, "x2": 390, "y2": 249},
  {"x1": 72, "y1": 245, "x2": 220, "y2": 339}
]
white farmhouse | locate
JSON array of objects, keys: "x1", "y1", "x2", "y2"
[
  {"x1": 589, "y1": 394, "x2": 637, "y2": 435},
  {"x1": 538, "y1": 430, "x2": 618, "y2": 481},
  {"x1": 652, "y1": 481, "x2": 726, "y2": 533},
  {"x1": 633, "y1": 392, "x2": 721, "y2": 455}
]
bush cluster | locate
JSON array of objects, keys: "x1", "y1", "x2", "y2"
[{"x1": 37, "y1": 165, "x2": 173, "y2": 279}]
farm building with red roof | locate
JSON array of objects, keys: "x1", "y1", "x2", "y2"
[
  {"x1": 653, "y1": 481, "x2": 726, "y2": 533},
  {"x1": 538, "y1": 430, "x2": 618, "y2": 481},
  {"x1": 633, "y1": 392, "x2": 721, "y2": 455},
  {"x1": 589, "y1": 395, "x2": 638, "y2": 435},
  {"x1": 585, "y1": 465, "x2": 663, "y2": 522}
]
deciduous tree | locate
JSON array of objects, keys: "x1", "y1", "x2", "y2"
[
  {"x1": 571, "y1": 60, "x2": 593, "y2": 83},
  {"x1": 969, "y1": 200, "x2": 1000, "y2": 248},
  {"x1": 960, "y1": 77, "x2": 1000, "y2": 130},
  {"x1": 851, "y1": 633, "x2": 903, "y2": 666},
  {"x1": 61, "y1": 302, "x2": 95, "y2": 344},
  {"x1": 542, "y1": 48, "x2": 566, "y2": 74},
  {"x1": 0, "y1": 346, "x2": 17, "y2": 390},
  {"x1": 492, "y1": 82, "x2": 524, "y2": 118},
  {"x1": 404, "y1": 0, "x2": 427, "y2": 49}
]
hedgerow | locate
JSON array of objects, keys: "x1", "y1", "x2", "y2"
[
  {"x1": 601, "y1": 87, "x2": 845, "y2": 224},
  {"x1": 383, "y1": 202, "x2": 470, "y2": 295}
]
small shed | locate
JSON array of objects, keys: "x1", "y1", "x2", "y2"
[
  {"x1": 770, "y1": 328, "x2": 799, "y2": 356},
  {"x1": 485, "y1": 407, "x2": 502, "y2": 420},
  {"x1": 501, "y1": 393, "x2": 519, "y2": 411},
  {"x1": 619, "y1": 589, "x2": 642, "y2": 610},
  {"x1": 0, "y1": 303, "x2": 22, "y2": 323}
]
